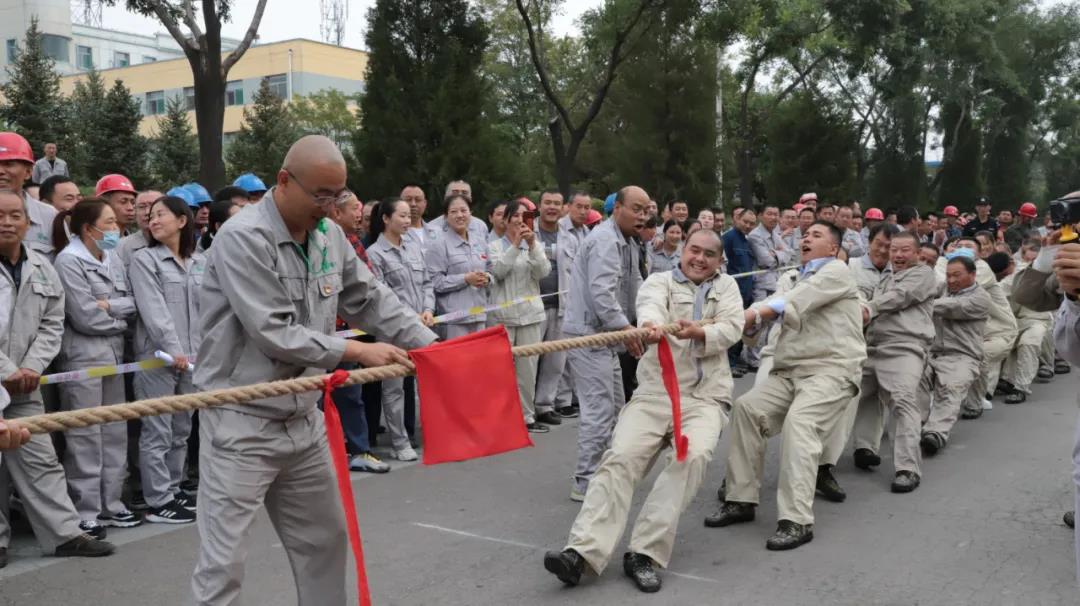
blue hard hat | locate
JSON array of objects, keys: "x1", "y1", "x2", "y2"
[
  {"x1": 603, "y1": 193, "x2": 617, "y2": 215},
  {"x1": 182, "y1": 182, "x2": 212, "y2": 205},
  {"x1": 166, "y1": 186, "x2": 197, "y2": 208},
  {"x1": 233, "y1": 172, "x2": 267, "y2": 194}
]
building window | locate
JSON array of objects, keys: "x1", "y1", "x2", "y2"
[
  {"x1": 143, "y1": 55, "x2": 156, "y2": 63},
  {"x1": 113, "y1": 51, "x2": 130, "y2": 68},
  {"x1": 41, "y1": 35, "x2": 70, "y2": 63},
  {"x1": 225, "y1": 80, "x2": 245, "y2": 106},
  {"x1": 264, "y1": 74, "x2": 287, "y2": 99},
  {"x1": 184, "y1": 87, "x2": 195, "y2": 111},
  {"x1": 5, "y1": 39, "x2": 16, "y2": 63},
  {"x1": 145, "y1": 90, "x2": 166, "y2": 116},
  {"x1": 76, "y1": 45, "x2": 93, "y2": 70}
]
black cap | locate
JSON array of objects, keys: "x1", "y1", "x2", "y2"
[{"x1": 975, "y1": 196, "x2": 991, "y2": 206}]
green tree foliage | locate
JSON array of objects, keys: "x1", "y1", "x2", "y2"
[
  {"x1": 354, "y1": 0, "x2": 517, "y2": 209},
  {"x1": 226, "y1": 79, "x2": 299, "y2": 185},
  {"x1": 99, "y1": 80, "x2": 150, "y2": 185},
  {"x1": 65, "y1": 69, "x2": 108, "y2": 184},
  {"x1": 290, "y1": 89, "x2": 358, "y2": 151},
  {"x1": 148, "y1": 95, "x2": 199, "y2": 188},
  {"x1": 0, "y1": 18, "x2": 67, "y2": 160}
]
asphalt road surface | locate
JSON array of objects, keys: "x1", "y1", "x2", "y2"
[{"x1": 2, "y1": 371, "x2": 1077, "y2": 605}]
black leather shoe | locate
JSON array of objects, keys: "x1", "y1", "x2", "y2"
[
  {"x1": 1065, "y1": 511, "x2": 1075, "y2": 529},
  {"x1": 704, "y1": 501, "x2": 755, "y2": 527},
  {"x1": 526, "y1": 422, "x2": 550, "y2": 434},
  {"x1": 731, "y1": 367, "x2": 745, "y2": 378},
  {"x1": 891, "y1": 470, "x2": 920, "y2": 493},
  {"x1": 1004, "y1": 391, "x2": 1026, "y2": 404},
  {"x1": 960, "y1": 407, "x2": 982, "y2": 420},
  {"x1": 1056, "y1": 359, "x2": 1071, "y2": 374},
  {"x1": 556, "y1": 406, "x2": 579, "y2": 418},
  {"x1": 920, "y1": 432, "x2": 945, "y2": 457},
  {"x1": 623, "y1": 552, "x2": 661, "y2": 593},
  {"x1": 765, "y1": 520, "x2": 813, "y2": 551},
  {"x1": 536, "y1": 411, "x2": 562, "y2": 425},
  {"x1": 544, "y1": 549, "x2": 586, "y2": 586},
  {"x1": 994, "y1": 380, "x2": 1016, "y2": 396},
  {"x1": 55, "y1": 535, "x2": 116, "y2": 558},
  {"x1": 1036, "y1": 366, "x2": 1054, "y2": 382},
  {"x1": 815, "y1": 465, "x2": 846, "y2": 503},
  {"x1": 853, "y1": 448, "x2": 881, "y2": 471}
]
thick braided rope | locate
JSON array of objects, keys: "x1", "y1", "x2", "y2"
[{"x1": 16, "y1": 320, "x2": 716, "y2": 435}]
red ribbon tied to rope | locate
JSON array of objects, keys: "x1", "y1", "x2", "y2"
[
  {"x1": 655, "y1": 336, "x2": 689, "y2": 462},
  {"x1": 322, "y1": 369, "x2": 372, "y2": 606}
]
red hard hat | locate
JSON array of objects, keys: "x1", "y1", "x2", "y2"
[
  {"x1": 0, "y1": 132, "x2": 34, "y2": 165},
  {"x1": 798, "y1": 192, "x2": 818, "y2": 204},
  {"x1": 586, "y1": 209, "x2": 603, "y2": 226},
  {"x1": 95, "y1": 174, "x2": 136, "y2": 197},
  {"x1": 1018, "y1": 202, "x2": 1037, "y2": 218},
  {"x1": 793, "y1": 203, "x2": 806, "y2": 213},
  {"x1": 943, "y1": 205, "x2": 959, "y2": 217},
  {"x1": 865, "y1": 208, "x2": 885, "y2": 221}
]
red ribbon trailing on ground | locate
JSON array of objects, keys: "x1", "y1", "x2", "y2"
[
  {"x1": 322, "y1": 369, "x2": 372, "y2": 606},
  {"x1": 656, "y1": 337, "x2": 689, "y2": 461}
]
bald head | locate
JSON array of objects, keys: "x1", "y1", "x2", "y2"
[
  {"x1": 282, "y1": 135, "x2": 346, "y2": 176},
  {"x1": 611, "y1": 185, "x2": 649, "y2": 238},
  {"x1": 275, "y1": 135, "x2": 349, "y2": 234}
]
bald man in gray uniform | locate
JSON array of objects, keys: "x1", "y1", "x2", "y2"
[{"x1": 191, "y1": 136, "x2": 437, "y2": 605}]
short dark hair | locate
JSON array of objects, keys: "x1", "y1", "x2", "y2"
[
  {"x1": 974, "y1": 230, "x2": 994, "y2": 243},
  {"x1": 868, "y1": 223, "x2": 899, "y2": 242},
  {"x1": 897, "y1": 206, "x2": 919, "y2": 226},
  {"x1": 147, "y1": 196, "x2": 196, "y2": 259},
  {"x1": 662, "y1": 219, "x2": 682, "y2": 234},
  {"x1": 986, "y1": 251, "x2": 1012, "y2": 275},
  {"x1": 799, "y1": 207, "x2": 816, "y2": 217},
  {"x1": 214, "y1": 186, "x2": 249, "y2": 203},
  {"x1": 920, "y1": 242, "x2": 940, "y2": 254},
  {"x1": 811, "y1": 220, "x2": 844, "y2": 247},
  {"x1": 1022, "y1": 238, "x2": 1042, "y2": 251},
  {"x1": 925, "y1": 211, "x2": 938, "y2": 220},
  {"x1": 892, "y1": 231, "x2": 920, "y2": 246},
  {"x1": 39, "y1": 175, "x2": 74, "y2": 203},
  {"x1": 488, "y1": 199, "x2": 508, "y2": 219},
  {"x1": 540, "y1": 188, "x2": 562, "y2": 199},
  {"x1": 948, "y1": 255, "x2": 977, "y2": 273},
  {"x1": 666, "y1": 199, "x2": 688, "y2": 210},
  {"x1": 643, "y1": 216, "x2": 658, "y2": 229}
]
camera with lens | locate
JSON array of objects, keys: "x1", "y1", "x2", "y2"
[{"x1": 1050, "y1": 195, "x2": 1080, "y2": 226}]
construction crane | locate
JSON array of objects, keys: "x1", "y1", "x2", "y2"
[
  {"x1": 320, "y1": 0, "x2": 348, "y2": 46},
  {"x1": 71, "y1": 0, "x2": 103, "y2": 28}
]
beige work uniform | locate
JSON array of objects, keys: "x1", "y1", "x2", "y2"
[
  {"x1": 851, "y1": 264, "x2": 937, "y2": 475},
  {"x1": 191, "y1": 192, "x2": 437, "y2": 606},
  {"x1": 920, "y1": 283, "x2": 991, "y2": 440},
  {"x1": 726, "y1": 259, "x2": 866, "y2": 525},
  {"x1": 1000, "y1": 268, "x2": 1053, "y2": 393},
  {"x1": 566, "y1": 270, "x2": 743, "y2": 573}
]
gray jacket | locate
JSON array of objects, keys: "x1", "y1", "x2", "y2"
[
  {"x1": 486, "y1": 236, "x2": 550, "y2": 327},
  {"x1": 931, "y1": 283, "x2": 991, "y2": 359},
  {"x1": 54, "y1": 241, "x2": 135, "y2": 366},
  {"x1": 425, "y1": 227, "x2": 489, "y2": 325},
  {"x1": 842, "y1": 228, "x2": 866, "y2": 258},
  {"x1": 32, "y1": 157, "x2": 69, "y2": 183},
  {"x1": 648, "y1": 244, "x2": 681, "y2": 276},
  {"x1": 367, "y1": 233, "x2": 435, "y2": 315},
  {"x1": 24, "y1": 193, "x2": 57, "y2": 260},
  {"x1": 864, "y1": 263, "x2": 937, "y2": 355},
  {"x1": 0, "y1": 246, "x2": 64, "y2": 406},
  {"x1": 748, "y1": 223, "x2": 794, "y2": 293},
  {"x1": 562, "y1": 218, "x2": 643, "y2": 335},
  {"x1": 129, "y1": 245, "x2": 206, "y2": 359},
  {"x1": 425, "y1": 215, "x2": 489, "y2": 245},
  {"x1": 117, "y1": 230, "x2": 149, "y2": 269},
  {"x1": 556, "y1": 215, "x2": 588, "y2": 315},
  {"x1": 194, "y1": 191, "x2": 436, "y2": 419}
]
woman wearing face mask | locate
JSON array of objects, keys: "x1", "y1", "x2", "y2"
[
  {"x1": 426, "y1": 194, "x2": 490, "y2": 339},
  {"x1": 650, "y1": 220, "x2": 683, "y2": 274},
  {"x1": 487, "y1": 199, "x2": 552, "y2": 433},
  {"x1": 129, "y1": 196, "x2": 205, "y2": 524},
  {"x1": 367, "y1": 198, "x2": 435, "y2": 462},
  {"x1": 196, "y1": 199, "x2": 240, "y2": 252},
  {"x1": 51, "y1": 199, "x2": 141, "y2": 538}
]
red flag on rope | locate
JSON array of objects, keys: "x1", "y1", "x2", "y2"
[
  {"x1": 322, "y1": 369, "x2": 372, "y2": 606},
  {"x1": 411, "y1": 325, "x2": 533, "y2": 464},
  {"x1": 655, "y1": 337, "x2": 688, "y2": 461}
]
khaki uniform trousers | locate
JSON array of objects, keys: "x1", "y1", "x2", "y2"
[
  {"x1": 1040, "y1": 317, "x2": 1055, "y2": 369},
  {"x1": 506, "y1": 322, "x2": 544, "y2": 424},
  {"x1": 566, "y1": 394, "x2": 725, "y2": 573},
  {"x1": 725, "y1": 374, "x2": 857, "y2": 525},
  {"x1": 1003, "y1": 319, "x2": 1050, "y2": 393},
  {"x1": 963, "y1": 336, "x2": 1012, "y2": 413},
  {"x1": 920, "y1": 353, "x2": 981, "y2": 442},
  {"x1": 0, "y1": 397, "x2": 83, "y2": 551},
  {"x1": 191, "y1": 408, "x2": 347, "y2": 606},
  {"x1": 852, "y1": 347, "x2": 926, "y2": 474}
]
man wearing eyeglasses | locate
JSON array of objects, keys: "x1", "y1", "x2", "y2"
[{"x1": 190, "y1": 135, "x2": 438, "y2": 605}]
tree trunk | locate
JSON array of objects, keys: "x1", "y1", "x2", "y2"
[{"x1": 193, "y1": 73, "x2": 226, "y2": 190}]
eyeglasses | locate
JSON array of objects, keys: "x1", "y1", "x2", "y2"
[{"x1": 286, "y1": 170, "x2": 352, "y2": 208}]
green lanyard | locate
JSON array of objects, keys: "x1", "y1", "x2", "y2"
[{"x1": 293, "y1": 219, "x2": 333, "y2": 274}]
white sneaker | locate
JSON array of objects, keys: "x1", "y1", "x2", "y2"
[
  {"x1": 349, "y1": 452, "x2": 391, "y2": 473},
  {"x1": 982, "y1": 398, "x2": 993, "y2": 411},
  {"x1": 392, "y1": 446, "x2": 418, "y2": 462}
]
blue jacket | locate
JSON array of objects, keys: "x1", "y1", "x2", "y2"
[{"x1": 722, "y1": 228, "x2": 755, "y2": 306}]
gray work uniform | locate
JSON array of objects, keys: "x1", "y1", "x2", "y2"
[
  {"x1": 367, "y1": 233, "x2": 434, "y2": 452},
  {"x1": 842, "y1": 228, "x2": 866, "y2": 258},
  {"x1": 129, "y1": 245, "x2": 206, "y2": 508},
  {"x1": 24, "y1": 193, "x2": 57, "y2": 260},
  {"x1": 54, "y1": 241, "x2": 137, "y2": 520},
  {"x1": 190, "y1": 192, "x2": 436, "y2": 606},
  {"x1": 647, "y1": 244, "x2": 680, "y2": 275},
  {"x1": 116, "y1": 230, "x2": 149, "y2": 269},
  {"x1": 535, "y1": 219, "x2": 586, "y2": 414},
  {"x1": 0, "y1": 246, "x2": 83, "y2": 552},
  {"x1": 747, "y1": 223, "x2": 795, "y2": 367},
  {"x1": 852, "y1": 264, "x2": 937, "y2": 476},
  {"x1": 562, "y1": 218, "x2": 643, "y2": 494},
  {"x1": 32, "y1": 156, "x2": 69, "y2": 183},
  {"x1": 425, "y1": 215, "x2": 489, "y2": 246},
  {"x1": 487, "y1": 236, "x2": 550, "y2": 424},
  {"x1": 920, "y1": 283, "x2": 991, "y2": 442},
  {"x1": 425, "y1": 227, "x2": 488, "y2": 339}
]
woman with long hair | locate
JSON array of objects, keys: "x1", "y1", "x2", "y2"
[
  {"x1": 426, "y1": 194, "x2": 490, "y2": 339},
  {"x1": 129, "y1": 195, "x2": 205, "y2": 524},
  {"x1": 366, "y1": 198, "x2": 435, "y2": 462},
  {"x1": 487, "y1": 198, "x2": 552, "y2": 433},
  {"x1": 52, "y1": 198, "x2": 140, "y2": 537},
  {"x1": 650, "y1": 220, "x2": 683, "y2": 274}
]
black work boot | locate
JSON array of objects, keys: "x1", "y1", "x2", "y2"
[
  {"x1": 623, "y1": 552, "x2": 662, "y2": 593},
  {"x1": 891, "y1": 470, "x2": 921, "y2": 493},
  {"x1": 815, "y1": 465, "x2": 846, "y2": 502},
  {"x1": 920, "y1": 432, "x2": 945, "y2": 457},
  {"x1": 716, "y1": 478, "x2": 726, "y2": 501},
  {"x1": 544, "y1": 548, "x2": 586, "y2": 586},
  {"x1": 55, "y1": 535, "x2": 116, "y2": 558},
  {"x1": 765, "y1": 520, "x2": 813, "y2": 551},
  {"x1": 853, "y1": 448, "x2": 881, "y2": 471},
  {"x1": 1004, "y1": 391, "x2": 1027, "y2": 404},
  {"x1": 1065, "y1": 511, "x2": 1075, "y2": 529},
  {"x1": 704, "y1": 501, "x2": 755, "y2": 527}
]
